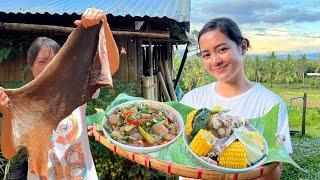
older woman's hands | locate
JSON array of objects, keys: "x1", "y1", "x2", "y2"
[{"x1": 74, "y1": 8, "x2": 108, "y2": 28}]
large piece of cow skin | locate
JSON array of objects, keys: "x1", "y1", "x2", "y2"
[{"x1": 1, "y1": 23, "x2": 113, "y2": 177}]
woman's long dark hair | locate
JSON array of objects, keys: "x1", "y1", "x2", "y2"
[{"x1": 198, "y1": 17, "x2": 250, "y2": 48}]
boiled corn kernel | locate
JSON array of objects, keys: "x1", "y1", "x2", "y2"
[
  {"x1": 185, "y1": 110, "x2": 198, "y2": 135},
  {"x1": 218, "y1": 141, "x2": 247, "y2": 168},
  {"x1": 190, "y1": 129, "x2": 215, "y2": 156}
]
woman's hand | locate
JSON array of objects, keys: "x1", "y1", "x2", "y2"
[
  {"x1": 74, "y1": 8, "x2": 120, "y2": 75},
  {"x1": 74, "y1": 8, "x2": 107, "y2": 28},
  {"x1": 87, "y1": 124, "x2": 94, "y2": 136},
  {"x1": 87, "y1": 124, "x2": 101, "y2": 141},
  {"x1": 0, "y1": 87, "x2": 9, "y2": 108}
]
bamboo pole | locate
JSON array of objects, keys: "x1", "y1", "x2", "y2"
[
  {"x1": 0, "y1": 22, "x2": 170, "y2": 39},
  {"x1": 157, "y1": 71, "x2": 171, "y2": 101},
  {"x1": 163, "y1": 60, "x2": 177, "y2": 101},
  {"x1": 158, "y1": 62, "x2": 172, "y2": 101}
]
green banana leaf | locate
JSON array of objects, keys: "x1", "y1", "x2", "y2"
[{"x1": 86, "y1": 93, "x2": 306, "y2": 172}]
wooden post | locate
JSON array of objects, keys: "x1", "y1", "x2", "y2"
[
  {"x1": 136, "y1": 40, "x2": 143, "y2": 97},
  {"x1": 148, "y1": 41, "x2": 153, "y2": 76},
  {"x1": 301, "y1": 93, "x2": 307, "y2": 135},
  {"x1": 142, "y1": 76, "x2": 155, "y2": 100},
  {"x1": 147, "y1": 41, "x2": 155, "y2": 99},
  {"x1": 153, "y1": 75, "x2": 158, "y2": 101}
]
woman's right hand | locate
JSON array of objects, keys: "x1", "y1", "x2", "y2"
[{"x1": 0, "y1": 87, "x2": 9, "y2": 108}]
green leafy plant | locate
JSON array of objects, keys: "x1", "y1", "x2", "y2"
[
  {"x1": 0, "y1": 152, "x2": 8, "y2": 177},
  {"x1": 86, "y1": 80, "x2": 141, "y2": 115},
  {"x1": 0, "y1": 48, "x2": 13, "y2": 64},
  {"x1": 90, "y1": 138, "x2": 176, "y2": 179},
  {"x1": 0, "y1": 148, "x2": 28, "y2": 180}
]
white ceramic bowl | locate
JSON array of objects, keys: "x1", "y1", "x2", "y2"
[
  {"x1": 183, "y1": 127, "x2": 268, "y2": 174},
  {"x1": 102, "y1": 100, "x2": 184, "y2": 154}
]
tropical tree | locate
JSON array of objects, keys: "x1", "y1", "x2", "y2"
[
  {"x1": 315, "y1": 53, "x2": 320, "y2": 73},
  {"x1": 316, "y1": 61, "x2": 320, "y2": 73},
  {"x1": 264, "y1": 52, "x2": 277, "y2": 87},
  {"x1": 253, "y1": 55, "x2": 264, "y2": 82},
  {"x1": 297, "y1": 54, "x2": 308, "y2": 86},
  {"x1": 178, "y1": 55, "x2": 215, "y2": 91},
  {"x1": 277, "y1": 54, "x2": 297, "y2": 87},
  {"x1": 243, "y1": 56, "x2": 253, "y2": 80}
]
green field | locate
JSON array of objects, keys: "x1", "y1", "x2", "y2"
[
  {"x1": 266, "y1": 84, "x2": 320, "y2": 179},
  {"x1": 267, "y1": 84, "x2": 320, "y2": 137}
]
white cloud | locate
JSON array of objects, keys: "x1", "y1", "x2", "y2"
[{"x1": 190, "y1": 0, "x2": 320, "y2": 53}]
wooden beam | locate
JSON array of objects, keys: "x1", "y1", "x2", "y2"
[
  {"x1": 140, "y1": 38, "x2": 188, "y2": 44},
  {"x1": 0, "y1": 22, "x2": 170, "y2": 39}
]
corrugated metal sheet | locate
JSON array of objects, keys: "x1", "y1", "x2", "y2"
[{"x1": 0, "y1": 0, "x2": 190, "y2": 22}]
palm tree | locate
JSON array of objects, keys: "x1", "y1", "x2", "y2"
[
  {"x1": 265, "y1": 52, "x2": 277, "y2": 88},
  {"x1": 297, "y1": 54, "x2": 308, "y2": 86},
  {"x1": 277, "y1": 54, "x2": 297, "y2": 87},
  {"x1": 243, "y1": 56, "x2": 254, "y2": 80},
  {"x1": 253, "y1": 55, "x2": 263, "y2": 82},
  {"x1": 182, "y1": 56, "x2": 213, "y2": 91}
]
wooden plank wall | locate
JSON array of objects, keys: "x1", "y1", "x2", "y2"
[
  {"x1": 113, "y1": 37, "x2": 140, "y2": 82},
  {"x1": 112, "y1": 37, "x2": 142, "y2": 96},
  {"x1": 0, "y1": 54, "x2": 33, "y2": 86}
]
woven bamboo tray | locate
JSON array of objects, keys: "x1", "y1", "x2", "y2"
[{"x1": 93, "y1": 129, "x2": 278, "y2": 180}]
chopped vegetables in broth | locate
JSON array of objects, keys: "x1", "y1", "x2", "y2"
[{"x1": 105, "y1": 103, "x2": 180, "y2": 147}]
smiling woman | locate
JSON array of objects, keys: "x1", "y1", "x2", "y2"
[{"x1": 180, "y1": 17, "x2": 293, "y2": 179}]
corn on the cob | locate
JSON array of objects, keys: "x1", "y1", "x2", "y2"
[
  {"x1": 185, "y1": 110, "x2": 198, "y2": 135},
  {"x1": 189, "y1": 129, "x2": 215, "y2": 156},
  {"x1": 218, "y1": 141, "x2": 247, "y2": 168}
]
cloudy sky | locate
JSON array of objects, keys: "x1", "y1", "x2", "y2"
[{"x1": 190, "y1": 0, "x2": 320, "y2": 54}]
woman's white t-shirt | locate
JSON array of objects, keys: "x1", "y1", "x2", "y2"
[{"x1": 180, "y1": 82, "x2": 293, "y2": 153}]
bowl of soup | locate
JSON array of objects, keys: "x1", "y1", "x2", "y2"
[{"x1": 102, "y1": 100, "x2": 184, "y2": 154}]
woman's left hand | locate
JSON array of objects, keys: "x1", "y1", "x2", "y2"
[{"x1": 74, "y1": 8, "x2": 107, "y2": 28}]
